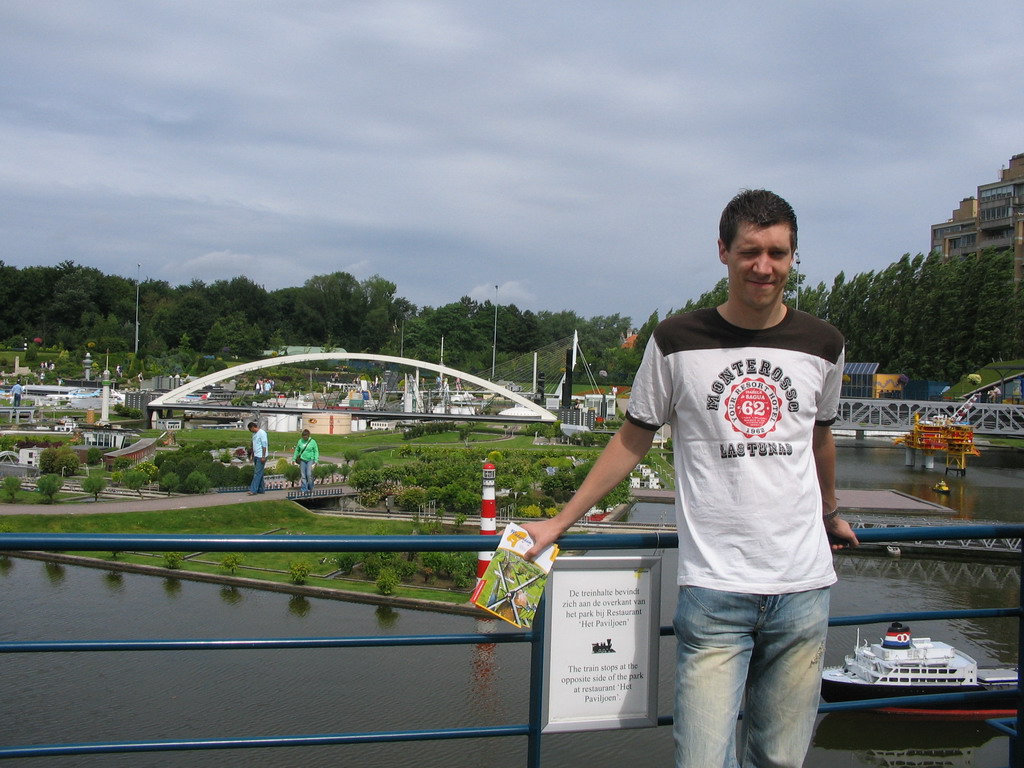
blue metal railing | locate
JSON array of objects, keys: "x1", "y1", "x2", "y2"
[{"x1": 0, "y1": 526, "x2": 1021, "y2": 766}]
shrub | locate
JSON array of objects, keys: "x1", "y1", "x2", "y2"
[
  {"x1": 134, "y1": 461, "x2": 159, "y2": 482},
  {"x1": 376, "y1": 567, "x2": 399, "y2": 595},
  {"x1": 283, "y1": 464, "x2": 301, "y2": 486},
  {"x1": 220, "y1": 554, "x2": 244, "y2": 574},
  {"x1": 333, "y1": 553, "x2": 359, "y2": 575},
  {"x1": 163, "y1": 552, "x2": 184, "y2": 569},
  {"x1": 122, "y1": 470, "x2": 147, "y2": 497},
  {"x1": 38, "y1": 446, "x2": 79, "y2": 477},
  {"x1": 181, "y1": 471, "x2": 210, "y2": 494},
  {"x1": 314, "y1": 462, "x2": 337, "y2": 484},
  {"x1": 159, "y1": 472, "x2": 180, "y2": 493},
  {"x1": 397, "y1": 486, "x2": 428, "y2": 511},
  {"x1": 36, "y1": 474, "x2": 62, "y2": 503},
  {"x1": 361, "y1": 552, "x2": 388, "y2": 580},
  {"x1": 2, "y1": 475, "x2": 22, "y2": 503},
  {"x1": 86, "y1": 447, "x2": 103, "y2": 465},
  {"x1": 81, "y1": 474, "x2": 107, "y2": 501},
  {"x1": 289, "y1": 561, "x2": 312, "y2": 585}
]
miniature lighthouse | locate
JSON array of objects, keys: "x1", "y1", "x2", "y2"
[{"x1": 477, "y1": 462, "x2": 498, "y2": 577}]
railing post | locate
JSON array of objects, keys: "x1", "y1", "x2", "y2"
[
  {"x1": 1016, "y1": 546, "x2": 1024, "y2": 768},
  {"x1": 527, "y1": 595, "x2": 547, "y2": 768}
]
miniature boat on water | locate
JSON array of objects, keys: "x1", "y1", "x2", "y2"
[
  {"x1": 933, "y1": 480, "x2": 951, "y2": 494},
  {"x1": 821, "y1": 622, "x2": 1017, "y2": 716}
]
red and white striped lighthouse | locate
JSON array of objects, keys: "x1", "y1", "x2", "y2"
[{"x1": 477, "y1": 461, "x2": 498, "y2": 577}]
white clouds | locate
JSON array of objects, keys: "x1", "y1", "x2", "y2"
[{"x1": 1, "y1": 1, "x2": 1024, "y2": 324}]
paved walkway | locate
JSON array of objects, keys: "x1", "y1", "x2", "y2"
[{"x1": 0, "y1": 487, "x2": 296, "y2": 516}]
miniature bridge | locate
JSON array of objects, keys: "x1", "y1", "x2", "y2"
[
  {"x1": 145, "y1": 352, "x2": 557, "y2": 427},
  {"x1": 834, "y1": 398, "x2": 1024, "y2": 437}
]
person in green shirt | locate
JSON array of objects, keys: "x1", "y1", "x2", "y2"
[{"x1": 293, "y1": 429, "x2": 320, "y2": 492}]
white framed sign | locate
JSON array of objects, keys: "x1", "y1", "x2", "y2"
[{"x1": 542, "y1": 555, "x2": 662, "y2": 732}]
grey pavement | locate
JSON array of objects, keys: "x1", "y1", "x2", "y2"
[{"x1": 0, "y1": 487, "x2": 295, "y2": 516}]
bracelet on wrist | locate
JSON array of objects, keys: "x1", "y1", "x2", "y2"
[{"x1": 822, "y1": 507, "x2": 840, "y2": 521}]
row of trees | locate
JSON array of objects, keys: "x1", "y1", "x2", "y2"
[
  {"x1": 675, "y1": 249, "x2": 1024, "y2": 383},
  {"x1": 3, "y1": 249, "x2": 1022, "y2": 384},
  {"x1": 0, "y1": 261, "x2": 636, "y2": 378},
  {"x1": 347, "y1": 444, "x2": 632, "y2": 516}
]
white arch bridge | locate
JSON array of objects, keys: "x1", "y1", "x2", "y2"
[
  {"x1": 835, "y1": 398, "x2": 1024, "y2": 437},
  {"x1": 146, "y1": 352, "x2": 557, "y2": 428}
]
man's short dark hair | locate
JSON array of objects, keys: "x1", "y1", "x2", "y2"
[
  {"x1": 719, "y1": 189, "x2": 797, "y2": 251},
  {"x1": 247, "y1": 421, "x2": 258, "y2": 430}
]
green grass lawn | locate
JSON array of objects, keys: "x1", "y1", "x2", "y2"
[
  {"x1": 0, "y1": 502, "x2": 476, "y2": 604},
  {"x1": 1, "y1": 489, "x2": 84, "y2": 505}
]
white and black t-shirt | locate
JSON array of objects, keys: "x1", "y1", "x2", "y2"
[{"x1": 627, "y1": 307, "x2": 845, "y2": 594}]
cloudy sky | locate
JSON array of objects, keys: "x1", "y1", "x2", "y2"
[{"x1": 2, "y1": 2, "x2": 1023, "y2": 326}]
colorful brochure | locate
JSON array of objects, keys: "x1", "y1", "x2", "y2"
[{"x1": 470, "y1": 522, "x2": 559, "y2": 628}]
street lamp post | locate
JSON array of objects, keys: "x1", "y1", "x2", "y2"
[
  {"x1": 491, "y1": 284, "x2": 498, "y2": 381},
  {"x1": 134, "y1": 263, "x2": 141, "y2": 356}
]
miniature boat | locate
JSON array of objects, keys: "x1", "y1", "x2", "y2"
[
  {"x1": 933, "y1": 480, "x2": 951, "y2": 494},
  {"x1": 821, "y1": 622, "x2": 1017, "y2": 715}
]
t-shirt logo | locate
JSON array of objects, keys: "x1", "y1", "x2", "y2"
[{"x1": 724, "y1": 378, "x2": 782, "y2": 438}]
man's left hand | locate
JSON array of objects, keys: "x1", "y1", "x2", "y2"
[{"x1": 825, "y1": 514, "x2": 858, "y2": 550}]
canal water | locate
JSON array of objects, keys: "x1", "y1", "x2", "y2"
[{"x1": 1, "y1": 440, "x2": 1022, "y2": 767}]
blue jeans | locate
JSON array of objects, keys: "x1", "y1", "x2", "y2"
[
  {"x1": 673, "y1": 586, "x2": 829, "y2": 768},
  {"x1": 249, "y1": 458, "x2": 266, "y2": 494},
  {"x1": 298, "y1": 460, "x2": 314, "y2": 492}
]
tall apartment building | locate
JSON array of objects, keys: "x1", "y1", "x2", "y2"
[{"x1": 930, "y1": 151, "x2": 1024, "y2": 283}]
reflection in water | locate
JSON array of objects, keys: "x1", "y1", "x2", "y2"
[
  {"x1": 0, "y1": 556, "x2": 1014, "y2": 768},
  {"x1": 288, "y1": 595, "x2": 311, "y2": 617},
  {"x1": 162, "y1": 577, "x2": 182, "y2": 597},
  {"x1": 470, "y1": 640, "x2": 501, "y2": 719},
  {"x1": 2, "y1": 439, "x2": 1020, "y2": 768},
  {"x1": 830, "y1": 556, "x2": 1020, "y2": 667},
  {"x1": 102, "y1": 571, "x2": 124, "y2": 592},
  {"x1": 813, "y1": 713, "x2": 998, "y2": 768},
  {"x1": 44, "y1": 562, "x2": 65, "y2": 585},
  {"x1": 374, "y1": 604, "x2": 399, "y2": 629}
]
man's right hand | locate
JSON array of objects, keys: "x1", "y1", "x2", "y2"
[{"x1": 521, "y1": 518, "x2": 567, "y2": 561}]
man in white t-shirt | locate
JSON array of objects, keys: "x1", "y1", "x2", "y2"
[{"x1": 525, "y1": 190, "x2": 858, "y2": 767}]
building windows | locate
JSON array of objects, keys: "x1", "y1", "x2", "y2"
[
  {"x1": 981, "y1": 205, "x2": 1011, "y2": 221},
  {"x1": 980, "y1": 184, "x2": 1013, "y2": 200}
]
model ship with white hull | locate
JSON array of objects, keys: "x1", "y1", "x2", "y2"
[{"x1": 821, "y1": 622, "x2": 1017, "y2": 714}]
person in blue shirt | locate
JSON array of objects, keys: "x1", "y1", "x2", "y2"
[
  {"x1": 247, "y1": 421, "x2": 268, "y2": 495},
  {"x1": 11, "y1": 381, "x2": 23, "y2": 407}
]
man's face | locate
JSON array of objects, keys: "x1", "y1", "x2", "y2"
[
  {"x1": 718, "y1": 222, "x2": 794, "y2": 318},
  {"x1": 249, "y1": 425, "x2": 257, "y2": 433}
]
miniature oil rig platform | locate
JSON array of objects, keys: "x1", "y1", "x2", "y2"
[{"x1": 894, "y1": 396, "x2": 981, "y2": 475}]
